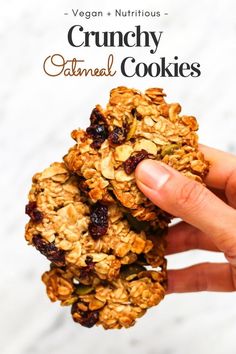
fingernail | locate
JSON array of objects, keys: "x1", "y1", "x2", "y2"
[{"x1": 136, "y1": 160, "x2": 170, "y2": 190}]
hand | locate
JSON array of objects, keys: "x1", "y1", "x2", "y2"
[{"x1": 135, "y1": 145, "x2": 236, "y2": 293}]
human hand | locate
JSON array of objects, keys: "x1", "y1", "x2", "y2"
[{"x1": 135, "y1": 145, "x2": 236, "y2": 293}]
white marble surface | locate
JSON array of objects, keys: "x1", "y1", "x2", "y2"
[{"x1": 1, "y1": 0, "x2": 236, "y2": 353}]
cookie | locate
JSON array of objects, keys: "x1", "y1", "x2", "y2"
[
  {"x1": 42, "y1": 263, "x2": 166, "y2": 329},
  {"x1": 64, "y1": 87, "x2": 208, "y2": 225}
]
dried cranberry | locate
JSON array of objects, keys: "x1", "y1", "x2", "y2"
[
  {"x1": 90, "y1": 107, "x2": 107, "y2": 125},
  {"x1": 88, "y1": 202, "x2": 108, "y2": 239},
  {"x1": 124, "y1": 150, "x2": 149, "y2": 174},
  {"x1": 71, "y1": 303, "x2": 99, "y2": 328},
  {"x1": 86, "y1": 108, "x2": 109, "y2": 149},
  {"x1": 108, "y1": 126, "x2": 126, "y2": 146},
  {"x1": 88, "y1": 224, "x2": 107, "y2": 240},
  {"x1": 79, "y1": 256, "x2": 95, "y2": 279},
  {"x1": 32, "y1": 235, "x2": 65, "y2": 266},
  {"x1": 86, "y1": 124, "x2": 108, "y2": 149},
  {"x1": 85, "y1": 255, "x2": 94, "y2": 266},
  {"x1": 25, "y1": 201, "x2": 43, "y2": 223}
]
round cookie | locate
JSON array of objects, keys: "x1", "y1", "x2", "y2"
[
  {"x1": 25, "y1": 162, "x2": 166, "y2": 281},
  {"x1": 64, "y1": 87, "x2": 209, "y2": 225},
  {"x1": 42, "y1": 263, "x2": 166, "y2": 329}
]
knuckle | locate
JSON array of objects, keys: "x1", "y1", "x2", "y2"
[
  {"x1": 225, "y1": 168, "x2": 236, "y2": 207},
  {"x1": 176, "y1": 180, "x2": 207, "y2": 214},
  {"x1": 224, "y1": 242, "x2": 236, "y2": 261},
  {"x1": 214, "y1": 223, "x2": 236, "y2": 257},
  {"x1": 194, "y1": 263, "x2": 209, "y2": 291}
]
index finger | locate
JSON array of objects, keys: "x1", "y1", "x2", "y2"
[
  {"x1": 167, "y1": 263, "x2": 235, "y2": 293},
  {"x1": 199, "y1": 144, "x2": 236, "y2": 189}
]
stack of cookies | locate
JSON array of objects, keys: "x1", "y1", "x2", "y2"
[{"x1": 25, "y1": 87, "x2": 208, "y2": 329}]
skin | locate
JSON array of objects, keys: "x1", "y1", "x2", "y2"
[{"x1": 135, "y1": 145, "x2": 236, "y2": 293}]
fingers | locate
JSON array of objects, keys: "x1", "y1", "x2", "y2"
[
  {"x1": 135, "y1": 160, "x2": 236, "y2": 256},
  {"x1": 165, "y1": 222, "x2": 219, "y2": 255},
  {"x1": 199, "y1": 144, "x2": 236, "y2": 189},
  {"x1": 225, "y1": 168, "x2": 236, "y2": 209},
  {"x1": 199, "y1": 145, "x2": 236, "y2": 207},
  {"x1": 167, "y1": 263, "x2": 236, "y2": 293}
]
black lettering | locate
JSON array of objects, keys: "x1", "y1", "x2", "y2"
[
  {"x1": 179, "y1": 62, "x2": 191, "y2": 77},
  {"x1": 148, "y1": 62, "x2": 160, "y2": 77},
  {"x1": 68, "y1": 25, "x2": 84, "y2": 47},
  {"x1": 149, "y1": 31, "x2": 163, "y2": 54},
  {"x1": 123, "y1": 31, "x2": 136, "y2": 47},
  {"x1": 173, "y1": 56, "x2": 179, "y2": 76},
  {"x1": 109, "y1": 31, "x2": 123, "y2": 47},
  {"x1": 191, "y1": 62, "x2": 201, "y2": 77},
  {"x1": 160, "y1": 57, "x2": 174, "y2": 77},
  {"x1": 120, "y1": 57, "x2": 135, "y2": 77},
  {"x1": 136, "y1": 62, "x2": 148, "y2": 77},
  {"x1": 136, "y1": 26, "x2": 149, "y2": 49}
]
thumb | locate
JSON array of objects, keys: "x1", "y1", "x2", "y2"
[{"x1": 135, "y1": 159, "x2": 236, "y2": 254}]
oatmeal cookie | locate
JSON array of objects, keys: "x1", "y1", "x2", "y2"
[
  {"x1": 42, "y1": 262, "x2": 166, "y2": 329},
  {"x1": 64, "y1": 87, "x2": 209, "y2": 224},
  {"x1": 25, "y1": 162, "x2": 166, "y2": 281}
]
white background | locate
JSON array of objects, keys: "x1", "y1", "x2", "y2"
[{"x1": 0, "y1": 0, "x2": 236, "y2": 353}]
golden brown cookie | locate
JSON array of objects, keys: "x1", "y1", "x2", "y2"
[
  {"x1": 64, "y1": 87, "x2": 209, "y2": 225},
  {"x1": 42, "y1": 263, "x2": 166, "y2": 329}
]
